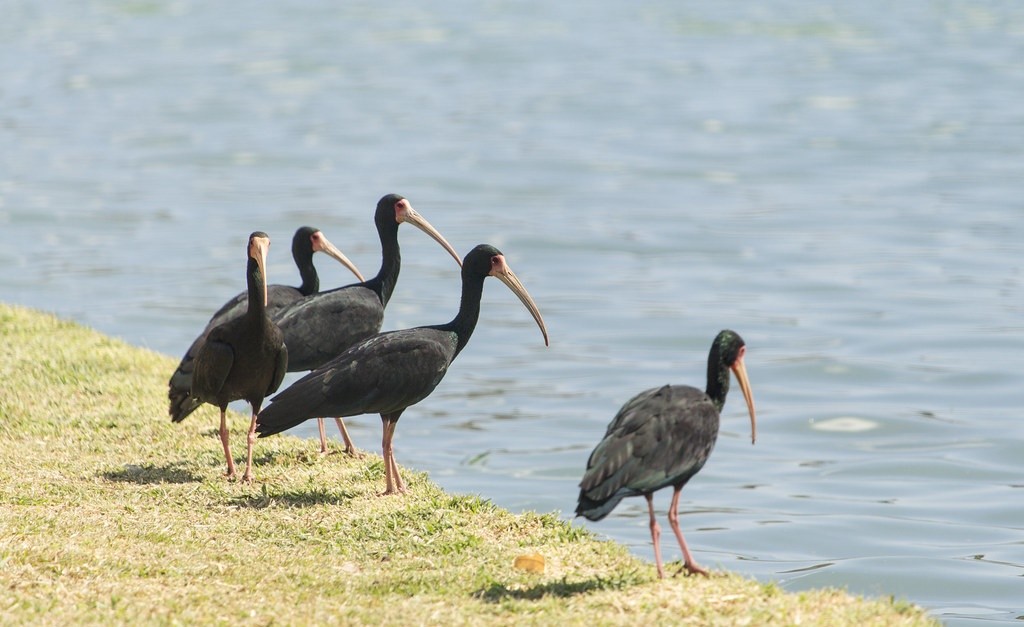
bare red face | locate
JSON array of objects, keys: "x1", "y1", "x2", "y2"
[
  {"x1": 390, "y1": 198, "x2": 462, "y2": 268},
  {"x1": 394, "y1": 199, "x2": 411, "y2": 222},
  {"x1": 489, "y1": 255, "x2": 507, "y2": 276}
]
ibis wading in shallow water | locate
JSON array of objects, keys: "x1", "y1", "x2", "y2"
[
  {"x1": 168, "y1": 226, "x2": 362, "y2": 424},
  {"x1": 270, "y1": 194, "x2": 462, "y2": 456},
  {"x1": 257, "y1": 244, "x2": 549, "y2": 495},
  {"x1": 189, "y1": 232, "x2": 289, "y2": 483},
  {"x1": 575, "y1": 330, "x2": 756, "y2": 578}
]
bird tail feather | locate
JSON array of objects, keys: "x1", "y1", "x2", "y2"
[
  {"x1": 168, "y1": 387, "x2": 202, "y2": 423},
  {"x1": 575, "y1": 491, "x2": 626, "y2": 521},
  {"x1": 168, "y1": 362, "x2": 201, "y2": 423},
  {"x1": 255, "y1": 375, "x2": 326, "y2": 437},
  {"x1": 168, "y1": 336, "x2": 205, "y2": 422}
]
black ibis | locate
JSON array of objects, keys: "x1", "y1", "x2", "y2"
[
  {"x1": 575, "y1": 330, "x2": 756, "y2": 578},
  {"x1": 270, "y1": 194, "x2": 462, "y2": 456},
  {"x1": 189, "y1": 232, "x2": 289, "y2": 482},
  {"x1": 257, "y1": 244, "x2": 549, "y2": 495},
  {"x1": 168, "y1": 226, "x2": 362, "y2": 425}
]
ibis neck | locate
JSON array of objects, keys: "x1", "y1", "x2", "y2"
[
  {"x1": 367, "y1": 222, "x2": 400, "y2": 307},
  {"x1": 705, "y1": 343, "x2": 730, "y2": 412},
  {"x1": 439, "y1": 271, "x2": 486, "y2": 358},
  {"x1": 295, "y1": 254, "x2": 319, "y2": 296},
  {"x1": 245, "y1": 257, "x2": 269, "y2": 324}
]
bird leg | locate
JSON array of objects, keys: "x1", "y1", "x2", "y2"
[
  {"x1": 668, "y1": 487, "x2": 708, "y2": 577},
  {"x1": 334, "y1": 418, "x2": 363, "y2": 458},
  {"x1": 242, "y1": 409, "x2": 258, "y2": 484},
  {"x1": 388, "y1": 449, "x2": 406, "y2": 493},
  {"x1": 317, "y1": 418, "x2": 329, "y2": 455},
  {"x1": 380, "y1": 417, "x2": 395, "y2": 495},
  {"x1": 315, "y1": 418, "x2": 362, "y2": 457},
  {"x1": 219, "y1": 409, "x2": 237, "y2": 480},
  {"x1": 379, "y1": 416, "x2": 405, "y2": 495},
  {"x1": 646, "y1": 493, "x2": 665, "y2": 579}
]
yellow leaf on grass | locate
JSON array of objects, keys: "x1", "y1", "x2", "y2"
[{"x1": 513, "y1": 553, "x2": 545, "y2": 574}]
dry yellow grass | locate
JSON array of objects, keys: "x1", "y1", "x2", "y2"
[{"x1": 0, "y1": 303, "x2": 936, "y2": 625}]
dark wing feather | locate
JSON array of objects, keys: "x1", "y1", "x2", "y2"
[
  {"x1": 576, "y1": 385, "x2": 720, "y2": 520},
  {"x1": 190, "y1": 336, "x2": 235, "y2": 405},
  {"x1": 273, "y1": 286, "x2": 384, "y2": 372},
  {"x1": 267, "y1": 342, "x2": 288, "y2": 397},
  {"x1": 206, "y1": 285, "x2": 303, "y2": 331},
  {"x1": 256, "y1": 328, "x2": 457, "y2": 437},
  {"x1": 168, "y1": 285, "x2": 302, "y2": 422}
]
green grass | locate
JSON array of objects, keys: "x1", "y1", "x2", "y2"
[{"x1": 0, "y1": 303, "x2": 937, "y2": 625}]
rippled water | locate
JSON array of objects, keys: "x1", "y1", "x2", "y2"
[{"x1": 2, "y1": 2, "x2": 1023, "y2": 624}]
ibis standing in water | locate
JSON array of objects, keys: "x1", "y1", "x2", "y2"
[
  {"x1": 189, "y1": 232, "x2": 289, "y2": 483},
  {"x1": 168, "y1": 226, "x2": 362, "y2": 425},
  {"x1": 270, "y1": 194, "x2": 462, "y2": 456},
  {"x1": 575, "y1": 330, "x2": 756, "y2": 578},
  {"x1": 257, "y1": 244, "x2": 549, "y2": 495}
]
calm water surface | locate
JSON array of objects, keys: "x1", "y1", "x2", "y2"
[{"x1": 2, "y1": 2, "x2": 1022, "y2": 624}]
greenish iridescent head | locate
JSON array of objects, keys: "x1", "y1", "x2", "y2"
[
  {"x1": 292, "y1": 226, "x2": 365, "y2": 285},
  {"x1": 374, "y1": 193, "x2": 462, "y2": 267},
  {"x1": 706, "y1": 329, "x2": 757, "y2": 444}
]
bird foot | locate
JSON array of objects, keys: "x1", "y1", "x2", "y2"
[
  {"x1": 675, "y1": 562, "x2": 709, "y2": 577},
  {"x1": 317, "y1": 446, "x2": 364, "y2": 458},
  {"x1": 225, "y1": 470, "x2": 237, "y2": 481},
  {"x1": 377, "y1": 485, "x2": 407, "y2": 497},
  {"x1": 241, "y1": 472, "x2": 254, "y2": 484}
]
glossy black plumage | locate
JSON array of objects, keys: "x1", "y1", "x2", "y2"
[
  {"x1": 575, "y1": 385, "x2": 719, "y2": 521},
  {"x1": 257, "y1": 244, "x2": 549, "y2": 495},
  {"x1": 576, "y1": 330, "x2": 756, "y2": 578},
  {"x1": 168, "y1": 226, "x2": 361, "y2": 423},
  {"x1": 189, "y1": 232, "x2": 289, "y2": 482},
  {"x1": 269, "y1": 194, "x2": 461, "y2": 455}
]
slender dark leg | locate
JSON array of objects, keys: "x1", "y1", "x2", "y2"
[
  {"x1": 219, "y1": 408, "x2": 236, "y2": 480},
  {"x1": 646, "y1": 493, "x2": 665, "y2": 579},
  {"x1": 242, "y1": 408, "x2": 258, "y2": 483},
  {"x1": 317, "y1": 418, "x2": 329, "y2": 454},
  {"x1": 668, "y1": 487, "x2": 708, "y2": 576}
]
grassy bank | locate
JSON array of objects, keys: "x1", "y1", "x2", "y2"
[{"x1": 0, "y1": 303, "x2": 934, "y2": 625}]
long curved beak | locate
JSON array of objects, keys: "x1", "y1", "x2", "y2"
[
  {"x1": 492, "y1": 258, "x2": 549, "y2": 347},
  {"x1": 730, "y1": 356, "x2": 756, "y2": 444},
  {"x1": 397, "y1": 202, "x2": 463, "y2": 268},
  {"x1": 252, "y1": 235, "x2": 271, "y2": 307},
  {"x1": 312, "y1": 232, "x2": 365, "y2": 282}
]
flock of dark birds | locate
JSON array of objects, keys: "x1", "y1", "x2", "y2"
[{"x1": 167, "y1": 193, "x2": 756, "y2": 577}]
